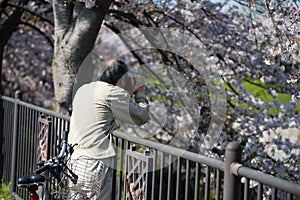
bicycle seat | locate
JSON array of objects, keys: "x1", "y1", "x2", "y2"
[{"x1": 17, "y1": 174, "x2": 46, "y2": 186}]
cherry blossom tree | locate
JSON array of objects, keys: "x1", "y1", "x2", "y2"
[
  {"x1": 1, "y1": 0, "x2": 299, "y2": 188},
  {"x1": 103, "y1": 0, "x2": 300, "y2": 186}
]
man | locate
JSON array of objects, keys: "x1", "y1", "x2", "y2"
[{"x1": 68, "y1": 59, "x2": 149, "y2": 199}]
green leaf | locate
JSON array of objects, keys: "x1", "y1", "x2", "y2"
[
  {"x1": 242, "y1": 81, "x2": 273, "y2": 103},
  {"x1": 52, "y1": 60, "x2": 59, "y2": 68}
]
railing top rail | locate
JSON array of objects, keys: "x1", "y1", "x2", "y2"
[
  {"x1": 18, "y1": 100, "x2": 70, "y2": 120},
  {"x1": 0, "y1": 95, "x2": 15, "y2": 103},
  {"x1": 231, "y1": 163, "x2": 300, "y2": 196},
  {"x1": 0, "y1": 95, "x2": 70, "y2": 121},
  {"x1": 112, "y1": 131, "x2": 225, "y2": 171}
]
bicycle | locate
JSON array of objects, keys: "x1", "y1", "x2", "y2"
[{"x1": 17, "y1": 131, "x2": 78, "y2": 200}]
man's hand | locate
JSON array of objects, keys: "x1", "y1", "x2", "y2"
[
  {"x1": 134, "y1": 86, "x2": 145, "y2": 94},
  {"x1": 117, "y1": 74, "x2": 145, "y2": 95},
  {"x1": 132, "y1": 77, "x2": 145, "y2": 94}
]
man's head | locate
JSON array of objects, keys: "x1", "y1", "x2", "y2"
[{"x1": 98, "y1": 59, "x2": 128, "y2": 85}]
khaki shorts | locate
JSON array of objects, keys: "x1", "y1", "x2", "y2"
[{"x1": 68, "y1": 156, "x2": 113, "y2": 200}]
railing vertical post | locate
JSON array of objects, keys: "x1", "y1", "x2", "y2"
[
  {"x1": 10, "y1": 90, "x2": 21, "y2": 194},
  {"x1": 145, "y1": 150, "x2": 153, "y2": 200},
  {"x1": 0, "y1": 95, "x2": 4, "y2": 180},
  {"x1": 224, "y1": 142, "x2": 242, "y2": 200}
]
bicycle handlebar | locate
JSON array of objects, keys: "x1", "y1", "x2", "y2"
[
  {"x1": 34, "y1": 131, "x2": 77, "y2": 183},
  {"x1": 35, "y1": 164, "x2": 50, "y2": 174},
  {"x1": 58, "y1": 131, "x2": 68, "y2": 159},
  {"x1": 18, "y1": 130, "x2": 78, "y2": 190},
  {"x1": 35, "y1": 131, "x2": 69, "y2": 174}
]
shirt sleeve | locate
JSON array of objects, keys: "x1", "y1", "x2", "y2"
[{"x1": 107, "y1": 86, "x2": 150, "y2": 126}]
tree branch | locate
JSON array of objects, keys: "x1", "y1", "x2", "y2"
[
  {"x1": 7, "y1": 2, "x2": 54, "y2": 26},
  {"x1": 0, "y1": 0, "x2": 29, "y2": 94},
  {"x1": 0, "y1": 4, "x2": 25, "y2": 47},
  {"x1": 0, "y1": 0, "x2": 9, "y2": 18},
  {"x1": 67, "y1": 0, "x2": 113, "y2": 66},
  {"x1": 108, "y1": 9, "x2": 143, "y2": 27},
  {"x1": 52, "y1": 0, "x2": 74, "y2": 37},
  {"x1": 104, "y1": 22, "x2": 145, "y2": 65},
  {"x1": 19, "y1": 21, "x2": 54, "y2": 47}
]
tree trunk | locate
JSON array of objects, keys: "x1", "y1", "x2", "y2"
[{"x1": 52, "y1": 0, "x2": 113, "y2": 114}]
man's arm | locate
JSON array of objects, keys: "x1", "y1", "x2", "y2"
[{"x1": 108, "y1": 86, "x2": 150, "y2": 126}]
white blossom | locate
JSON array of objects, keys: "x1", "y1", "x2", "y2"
[
  {"x1": 77, "y1": 0, "x2": 95, "y2": 8},
  {"x1": 286, "y1": 38, "x2": 297, "y2": 51},
  {"x1": 286, "y1": 75, "x2": 298, "y2": 84},
  {"x1": 270, "y1": 46, "x2": 281, "y2": 56},
  {"x1": 264, "y1": 57, "x2": 275, "y2": 65},
  {"x1": 291, "y1": 93, "x2": 300, "y2": 104}
]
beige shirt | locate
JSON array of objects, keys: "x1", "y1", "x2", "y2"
[{"x1": 69, "y1": 81, "x2": 149, "y2": 159}]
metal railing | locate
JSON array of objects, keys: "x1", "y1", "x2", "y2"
[
  {"x1": 111, "y1": 131, "x2": 225, "y2": 200},
  {"x1": 0, "y1": 91, "x2": 70, "y2": 199},
  {"x1": 1, "y1": 91, "x2": 300, "y2": 200}
]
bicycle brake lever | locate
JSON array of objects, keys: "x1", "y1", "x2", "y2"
[{"x1": 67, "y1": 143, "x2": 78, "y2": 155}]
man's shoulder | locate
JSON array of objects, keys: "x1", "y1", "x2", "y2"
[
  {"x1": 95, "y1": 81, "x2": 118, "y2": 91},
  {"x1": 94, "y1": 81, "x2": 128, "y2": 94},
  {"x1": 107, "y1": 84, "x2": 129, "y2": 96},
  {"x1": 92, "y1": 81, "x2": 129, "y2": 99}
]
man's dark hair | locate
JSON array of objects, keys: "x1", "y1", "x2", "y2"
[{"x1": 99, "y1": 59, "x2": 128, "y2": 85}]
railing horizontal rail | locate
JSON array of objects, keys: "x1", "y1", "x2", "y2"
[
  {"x1": 112, "y1": 131, "x2": 225, "y2": 171},
  {"x1": 18, "y1": 102, "x2": 69, "y2": 121},
  {"x1": 1, "y1": 95, "x2": 15, "y2": 102},
  {"x1": 231, "y1": 163, "x2": 300, "y2": 196},
  {"x1": 1, "y1": 95, "x2": 70, "y2": 120}
]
